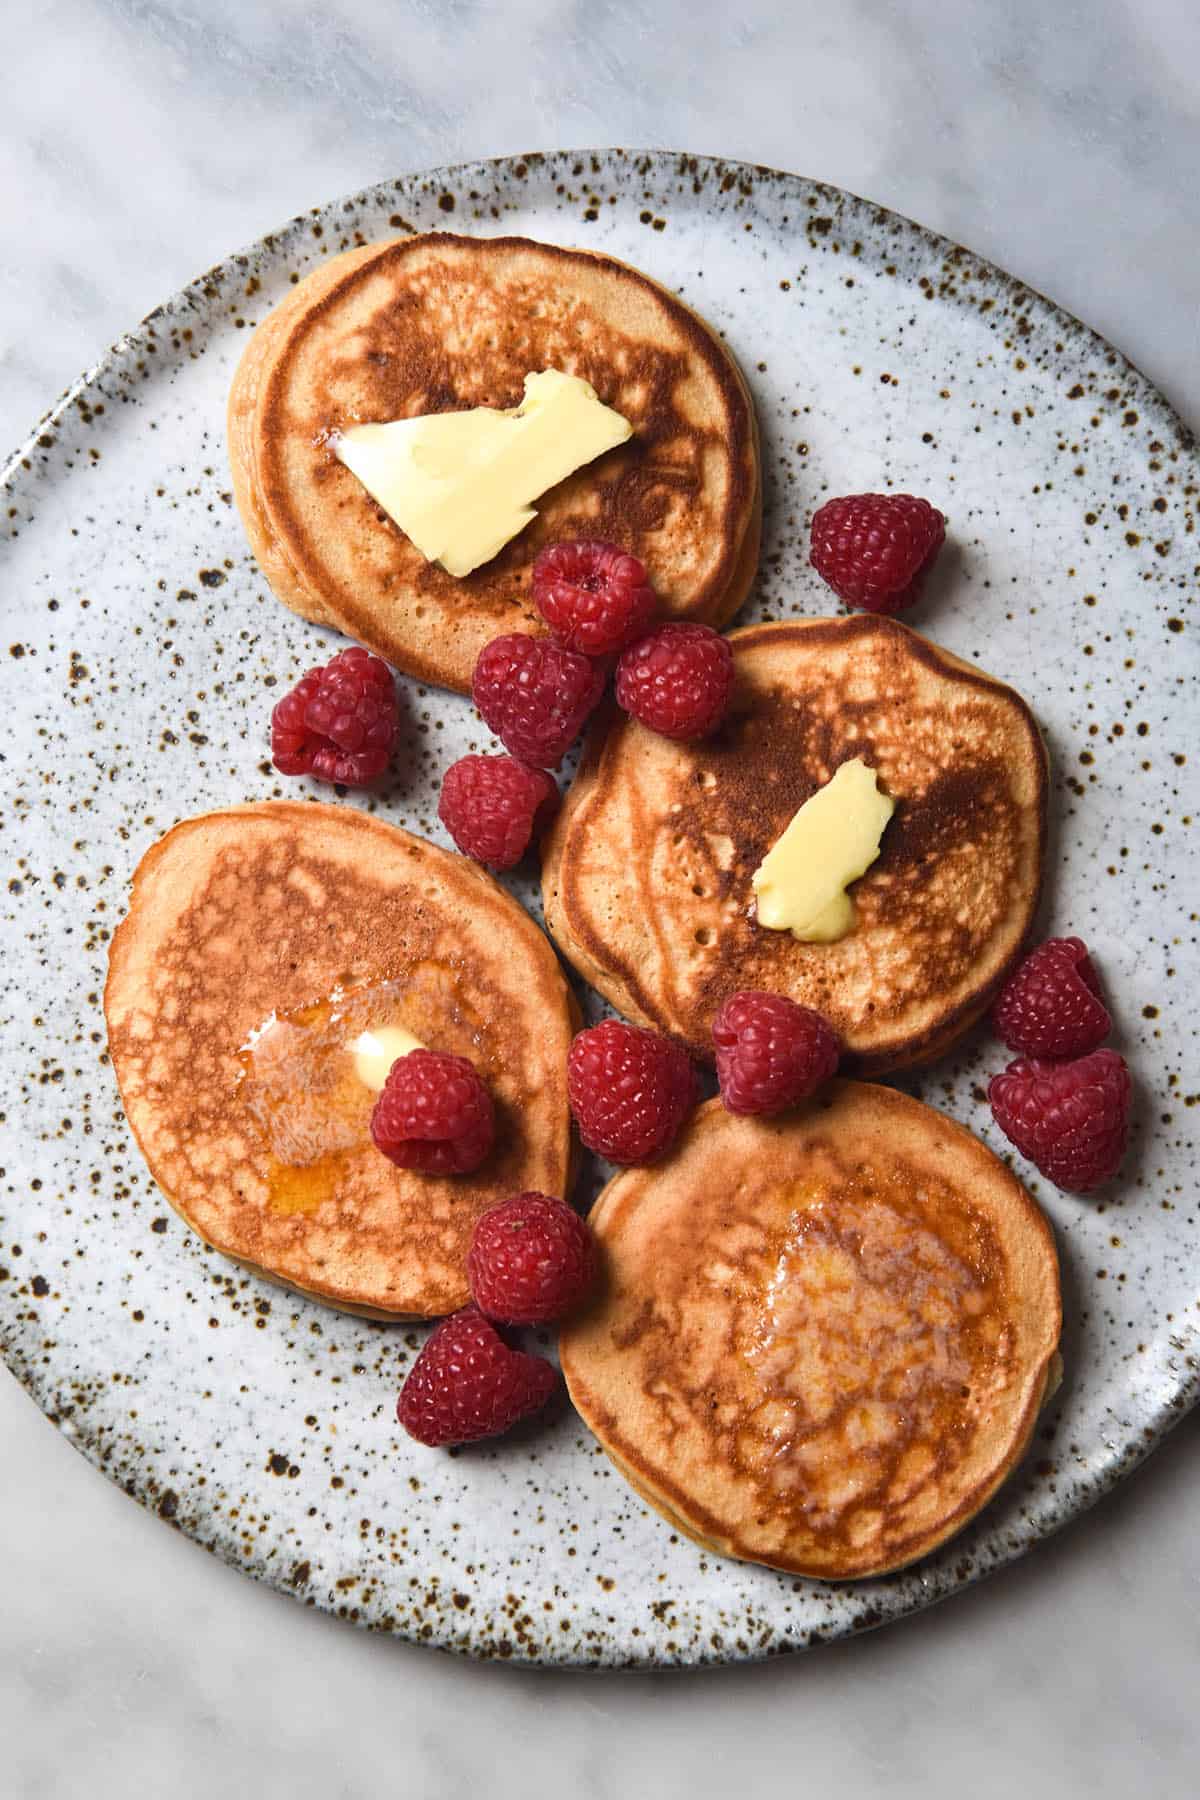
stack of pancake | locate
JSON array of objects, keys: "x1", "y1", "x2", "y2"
[
  {"x1": 562, "y1": 1087, "x2": 1061, "y2": 1579},
  {"x1": 228, "y1": 233, "x2": 761, "y2": 694},
  {"x1": 543, "y1": 613, "x2": 1048, "y2": 1072},
  {"x1": 105, "y1": 804, "x2": 577, "y2": 1318}
]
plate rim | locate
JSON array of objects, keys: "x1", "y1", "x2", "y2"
[{"x1": 5, "y1": 145, "x2": 1195, "y2": 483}]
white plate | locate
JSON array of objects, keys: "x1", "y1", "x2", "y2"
[{"x1": 2, "y1": 150, "x2": 1196, "y2": 1667}]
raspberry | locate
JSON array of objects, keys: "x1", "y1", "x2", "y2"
[
  {"x1": 370, "y1": 1049, "x2": 494, "y2": 1175},
  {"x1": 467, "y1": 1192, "x2": 597, "y2": 1325},
  {"x1": 810, "y1": 493, "x2": 945, "y2": 614},
  {"x1": 988, "y1": 1049, "x2": 1131, "y2": 1195},
  {"x1": 532, "y1": 540, "x2": 659, "y2": 656},
  {"x1": 992, "y1": 936, "x2": 1111, "y2": 1059},
  {"x1": 472, "y1": 634, "x2": 604, "y2": 769},
  {"x1": 396, "y1": 1305, "x2": 557, "y2": 1447},
  {"x1": 567, "y1": 1019, "x2": 698, "y2": 1164},
  {"x1": 614, "y1": 622, "x2": 733, "y2": 740},
  {"x1": 437, "y1": 754, "x2": 558, "y2": 870},
  {"x1": 712, "y1": 990, "x2": 840, "y2": 1116},
  {"x1": 271, "y1": 645, "x2": 399, "y2": 786}
]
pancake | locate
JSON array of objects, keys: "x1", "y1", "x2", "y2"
[
  {"x1": 228, "y1": 233, "x2": 761, "y2": 694},
  {"x1": 104, "y1": 802, "x2": 577, "y2": 1318},
  {"x1": 561, "y1": 1087, "x2": 1062, "y2": 1579},
  {"x1": 543, "y1": 615, "x2": 1047, "y2": 1074}
]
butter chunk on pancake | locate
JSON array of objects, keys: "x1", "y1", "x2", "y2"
[
  {"x1": 543, "y1": 615, "x2": 1047, "y2": 1073},
  {"x1": 228, "y1": 233, "x2": 761, "y2": 694},
  {"x1": 561, "y1": 1088, "x2": 1061, "y2": 1579},
  {"x1": 105, "y1": 803, "x2": 576, "y2": 1318}
]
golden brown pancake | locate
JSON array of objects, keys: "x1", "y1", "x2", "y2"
[
  {"x1": 561, "y1": 1087, "x2": 1062, "y2": 1579},
  {"x1": 543, "y1": 615, "x2": 1047, "y2": 1073},
  {"x1": 228, "y1": 233, "x2": 761, "y2": 694},
  {"x1": 105, "y1": 802, "x2": 576, "y2": 1318}
]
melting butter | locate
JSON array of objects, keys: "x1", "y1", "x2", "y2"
[
  {"x1": 333, "y1": 369, "x2": 632, "y2": 578},
  {"x1": 751, "y1": 758, "x2": 894, "y2": 943},
  {"x1": 351, "y1": 1025, "x2": 426, "y2": 1092}
]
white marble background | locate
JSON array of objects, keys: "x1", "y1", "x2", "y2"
[{"x1": 4, "y1": 2, "x2": 1199, "y2": 1795}]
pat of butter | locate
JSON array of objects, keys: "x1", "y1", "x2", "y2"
[
  {"x1": 751, "y1": 758, "x2": 894, "y2": 943},
  {"x1": 352, "y1": 1026, "x2": 426, "y2": 1092},
  {"x1": 333, "y1": 370, "x2": 632, "y2": 578}
]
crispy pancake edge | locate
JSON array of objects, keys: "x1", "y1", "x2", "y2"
[{"x1": 228, "y1": 244, "x2": 382, "y2": 634}]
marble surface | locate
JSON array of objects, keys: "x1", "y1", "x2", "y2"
[{"x1": 3, "y1": 1, "x2": 1199, "y2": 1794}]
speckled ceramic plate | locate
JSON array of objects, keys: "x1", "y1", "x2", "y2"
[{"x1": 2, "y1": 151, "x2": 1196, "y2": 1668}]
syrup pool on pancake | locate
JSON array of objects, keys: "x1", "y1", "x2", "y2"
[{"x1": 236, "y1": 973, "x2": 450, "y2": 1215}]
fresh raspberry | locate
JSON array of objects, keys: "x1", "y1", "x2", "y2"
[
  {"x1": 712, "y1": 991, "x2": 841, "y2": 1116},
  {"x1": 988, "y1": 1049, "x2": 1131, "y2": 1194},
  {"x1": 396, "y1": 1305, "x2": 557, "y2": 1447},
  {"x1": 992, "y1": 936, "x2": 1111, "y2": 1059},
  {"x1": 472, "y1": 633, "x2": 605, "y2": 768},
  {"x1": 437, "y1": 754, "x2": 558, "y2": 870},
  {"x1": 809, "y1": 493, "x2": 946, "y2": 614},
  {"x1": 370, "y1": 1050, "x2": 494, "y2": 1175},
  {"x1": 532, "y1": 540, "x2": 659, "y2": 656},
  {"x1": 271, "y1": 645, "x2": 399, "y2": 786},
  {"x1": 567, "y1": 1019, "x2": 699, "y2": 1164},
  {"x1": 614, "y1": 622, "x2": 733, "y2": 740},
  {"x1": 467, "y1": 633, "x2": 600, "y2": 774},
  {"x1": 467, "y1": 1192, "x2": 597, "y2": 1325}
]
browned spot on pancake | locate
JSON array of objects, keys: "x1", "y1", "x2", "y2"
[{"x1": 610, "y1": 1295, "x2": 659, "y2": 1352}]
